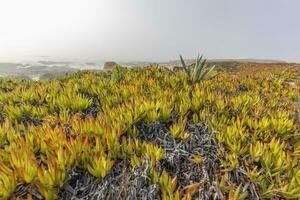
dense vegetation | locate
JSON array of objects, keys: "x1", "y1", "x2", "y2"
[{"x1": 0, "y1": 64, "x2": 299, "y2": 199}]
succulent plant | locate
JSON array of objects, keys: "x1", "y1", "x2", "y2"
[
  {"x1": 180, "y1": 54, "x2": 216, "y2": 84},
  {"x1": 0, "y1": 63, "x2": 299, "y2": 199}
]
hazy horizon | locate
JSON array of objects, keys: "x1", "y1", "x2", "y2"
[{"x1": 1, "y1": 0, "x2": 299, "y2": 63}]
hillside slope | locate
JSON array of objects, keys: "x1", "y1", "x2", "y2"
[{"x1": 0, "y1": 64, "x2": 299, "y2": 199}]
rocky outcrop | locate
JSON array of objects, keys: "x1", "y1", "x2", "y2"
[
  {"x1": 167, "y1": 65, "x2": 183, "y2": 72},
  {"x1": 103, "y1": 61, "x2": 121, "y2": 70}
]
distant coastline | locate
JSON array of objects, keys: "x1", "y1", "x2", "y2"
[{"x1": 0, "y1": 58, "x2": 298, "y2": 81}]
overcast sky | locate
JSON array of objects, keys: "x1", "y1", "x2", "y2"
[{"x1": 0, "y1": 0, "x2": 299, "y2": 62}]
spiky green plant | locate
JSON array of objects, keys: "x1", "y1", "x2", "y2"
[{"x1": 180, "y1": 54, "x2": 216, "y2": 84}]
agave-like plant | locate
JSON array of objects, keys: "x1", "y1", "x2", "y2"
[{"x1": 180, "y1": 54, "x2": 216, "y2": 84}]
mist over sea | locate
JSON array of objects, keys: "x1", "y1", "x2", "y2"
[
  {"x1": 0, "y1": 55, "x2": 104, "y2": 80},
  {"x1": 0, "y1": 55, "x2": 103, "y2": 69}
]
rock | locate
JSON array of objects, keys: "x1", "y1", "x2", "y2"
[
  {"x1": 168, "y1": 65, "x2": 183, "y2": 72},
  {"x1": 103, "y1": 61, "x2": 121, "y2": 70},
  {"x1": 287, "y1": 82, "x2": 300, "y2": 90}
]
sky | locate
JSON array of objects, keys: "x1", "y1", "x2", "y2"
[{"x1": 0, "y1": 0, "x2": 299, "y2": 62}]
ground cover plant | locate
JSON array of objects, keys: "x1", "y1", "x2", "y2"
[{"x1": 0, "y1": 62, "x2": 299, "y2": 199}]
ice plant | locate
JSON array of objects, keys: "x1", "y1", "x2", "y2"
[
  {"x1": 87, "y1": 154, "x2": 115, "y2": 179},
  {"x1": 169, "y1": 117, "x2": 190, "y2": 140},
  {"x1": 0, "y1": 62, "x2": 298, "y2": 199},
  {"x1": 0, "y1": 164, "x2": 16, "y2": 199},
  {"x1": 9, "y1": 141, "x2": 38, "y2": 183},
  {"x1": 143, "y1": 143, "x2": 165, "y2": 167},
  {"x1": 159, "y1": 170, "x2": 181, "y2": 200}
]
